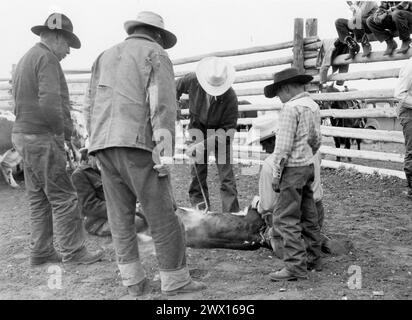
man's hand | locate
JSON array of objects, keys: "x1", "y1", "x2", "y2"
[
  {"x1": 153, "y1": 164, "x2": 170, "y2": 178},
  {"x1": 272, "y1": 176, "x2": 281, "y2": 193},
  {"x1": 251, "y1": 196, "x2": 260, "y2": 210}
]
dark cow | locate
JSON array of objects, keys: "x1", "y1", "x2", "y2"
[
  {"x1": 320, "y1": 85, "x2": 365, "y2": 162},
  {"x1": 175, "y1": 206, "x2": 267, "y2": 250},
  {"x1": 172, "y1": 206, "x2": 352, "y2": 256}
]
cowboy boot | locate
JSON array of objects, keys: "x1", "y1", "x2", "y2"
[
  {"x1": 361, "y1": 34, "x2": 372, "y2": 57},
  {"x1": 383, "y1": 38, "x2": 398, "y2": 56},
  {"x1": 344, "y1": 36, "x2": 360, "y2": 60},
  {"x1": 398, "y1": 38, "x2": 412, "y2": 54}
]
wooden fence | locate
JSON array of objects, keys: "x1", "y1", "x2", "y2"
[{"x1": 0, "y1": 18, "x2": 407, "y2": 179}]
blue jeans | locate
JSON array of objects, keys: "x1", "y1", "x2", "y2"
[
  {"x1": 399, "y1": 108, "x2": 412, "y2": 177},
  {"x1": 273, "y1": 165, "x2": 321, "y2": 276},
  {"x1": 96, "y1": 147, "x2": 191, "y2": 291},
  {"x1": 12, "y1": 133, "x2": 85, "y2": 260}
]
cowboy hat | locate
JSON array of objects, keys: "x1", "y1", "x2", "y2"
[
  {"x1": 31, "y1": 13, "x2": 81, "y2": 49},
  {"x1": 246, "y1": 113, "x2": 280, "y2": 145},
  {"x1": 264, "y1": 67, "x2": 313, "y2": 98},
  {"x1": 124, "y1": 11, "x2": 177, "y2": 49},
  {"x1": 196, "y1": 57, "x2": 236, "y2": 96}
]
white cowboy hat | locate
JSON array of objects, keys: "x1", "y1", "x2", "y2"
[
  {"x1": 196, "y1": 57, "x2": 236, "y2": 96},
  {"x1": 246, "y1": 114, "x2": 280, "y2": 145},
  {"x1": 124, "y1": 11, "x2": 177, "y2": 49}
]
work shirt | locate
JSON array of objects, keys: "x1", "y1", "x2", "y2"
[
  {"x1": 12, "y1": 42, "x2": 72, "y2": 140},
  {"x1": 85, "y1": 34, "x2": 177, "y2": 154},
  {"x1": 272, "y1": 92, "x2": 322, "y2": 178},
  {"x1": 394, "y1": 57, "x2": 412, "y2": 119},
  {"x1": 175, "y1": 73, "x2": 238, "y2": 133},
  {"x1": 259, "y1": 151, "x2": 323, "y2": 215}
]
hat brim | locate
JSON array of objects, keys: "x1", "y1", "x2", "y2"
[
  {"x1": 246, "y1": 129, "x2": 276, "y2": 145},
  {"x1": 264, "y1": 74, "x2": 313, "y2": 98},
  {"x1": 195, "y1": 57, "x2": 236, "y2": 96},
  {"x1": 124, "y1": 21, "x2": 177, "y2": 49},
  {"x1": 31, "y1": 25, "x2": 81, "y2": 49}
]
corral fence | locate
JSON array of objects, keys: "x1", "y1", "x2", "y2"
[{"x1": 0, "y1": 18, "x2": 407, "y2": 179}]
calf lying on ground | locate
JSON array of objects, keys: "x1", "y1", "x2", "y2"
[
  {"x1": 175, "y1": 206, "x2": 267, "y2": 250},
  {"x1": 172, "y1": 206, "x2": 352, "y2": 256}
]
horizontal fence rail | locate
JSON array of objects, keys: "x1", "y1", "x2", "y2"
[{"x1": 312, "y1": 68, "x2": 400, "y2": 83}]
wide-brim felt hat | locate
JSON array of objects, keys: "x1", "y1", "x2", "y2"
[
  {"x1": 196, "y1": 57, "x2": 236, "y2": 96},
  {"x1": 264, "y1": 67, "x2": 313, "y2": 98},
  {"x1": 31, "y1": 13, "x2": 81, "y2": 49},
  {"x1": 124, "y1": 11, "x2": 177, "y2": 49},
  {"x1": 246, "y1": 113, "x2": 280, "y2": 145}
]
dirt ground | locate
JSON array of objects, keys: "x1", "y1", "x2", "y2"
[{"x1": 0, "y1": 162, "x2": 411, "y2": 300}]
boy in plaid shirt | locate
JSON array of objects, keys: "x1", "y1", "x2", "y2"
[{"x1": 263, "y1": 67, "x2": 322, "y2": 281}]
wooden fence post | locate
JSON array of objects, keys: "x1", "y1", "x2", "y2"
[
  {"x1": 292, "y1": 18, "x2": 304, "y2": 73},
  {"x1": 304, "y1": 18, "x2": 320, "y2": 92}
]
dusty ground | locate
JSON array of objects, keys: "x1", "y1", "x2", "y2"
[{"x1": 0, "y1": 162, "x2": 411, "y2": 300}]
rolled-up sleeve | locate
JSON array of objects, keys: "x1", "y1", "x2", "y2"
[
  {"x1": 37, "y1": 55, "x2": 64, "y2": 136},
  {"x1": 259, "y1": 155, "x2": 279, "y2": 214}
]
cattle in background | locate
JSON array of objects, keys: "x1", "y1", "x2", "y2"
[
  {"x1": 0, "y1": 111, "x2": 22, "y2": 187},
  {"x1": 237, "y1": 100, "x2": 257, "y2": 132},
  {"x1": 0, "y1": 108, "x2": 88, "y2": 186},
  {"x1": 320, "y1": 84, "x2": 366, "y2": 162}
]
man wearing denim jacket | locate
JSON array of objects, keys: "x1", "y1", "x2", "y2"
[
  {"x1": 85, "y1": 11, "x2": 206, "y2": 297},
  {"x1": 12, "y1": 13, "x2": 103, "y2": 267},
  {"x1": 394, "y1": 57, "x2": 412, "y2": 198}
]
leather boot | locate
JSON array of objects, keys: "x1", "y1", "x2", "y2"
[
  {"x1": 383, "y1": 38, "x2": 398, "y2": 56},
  {"x1": 344, "y1": 36, "x2": 360, "y2": 60},
  {"x1": 361, "y1": 34, "x2": 372, "y2": 57},
  {"x1": 398, "y1": 38, "x2": 412, "y2": 54}
]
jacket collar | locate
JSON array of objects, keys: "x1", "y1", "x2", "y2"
[
  {"x1": 289, "y1": 92, "x2": 310, "y2": 102},
  {"x1": 125, "y1": 33, "x2": 157, "y2": 43},
  {"x1": 37, "y1": 42, "x2": 53, "y2": 53}
]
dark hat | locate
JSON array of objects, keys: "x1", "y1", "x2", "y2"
[
  {"x1": 264, "y1": 67, "x2": 313, "y2": 98},
  {"x1": 31, "y1": 13, "x2": 81, "y2": 49}
]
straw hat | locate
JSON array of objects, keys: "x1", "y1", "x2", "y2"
[
  {"x1": 196, "y1": 57, "x2": 236, "y2": 96},
  {"x1": 31, "y1": 13, "x2": 81, "y2": 49},
  {"x1": 264, "y1": 67, "x2": 313, "y2": 98},
  {"x1": 124, "y1": 11, "x2": 177, "y2": 49},
  {"x1": 246, "y1": 114, "x2": 280, "y2": 145}
]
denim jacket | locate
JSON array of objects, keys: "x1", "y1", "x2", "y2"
[{"x1": 85, "y1": 34, "x2": 177, "y2": 154}]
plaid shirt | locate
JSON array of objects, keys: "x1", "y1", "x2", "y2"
[{"x1": 272, "y1": 92, "x2": 322, "y2": 178}]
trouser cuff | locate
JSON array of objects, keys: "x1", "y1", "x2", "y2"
[
  {"x1": 160, "y1": 267, "x2": 191, "y2": 292},
  {"x1": 118, "y1": 260, "x2": 146, "y2": 287}
]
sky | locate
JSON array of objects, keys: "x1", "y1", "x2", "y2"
[
  {"x1": 0, "y1": 0, "x2": 353, "y2": 77},
  {"x1": 0, "y1": 0, "x2": 406, "y2": 92}
]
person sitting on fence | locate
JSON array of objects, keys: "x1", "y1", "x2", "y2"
[
  {"x1": 394, "y1": 57, "x2": 412, "y2": 198},
  {"x1": 246, "y1": 115, "x2": 327, "y2": 260},
  {"x1": 367, "y1": 1, "x2": 412, "y2": 55},
  {"x1": 335, "y1": 1, "x2": 378, "y2": 59},
  {"x1": 176, "y1": 57, "x2": 240, "y2": 213},
  {"x1": 263, "y1": 67, "x2": 322, "y2": 282},
  {"x1": 71, "y1": 149, "x2": 148, "y2": 236}
]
